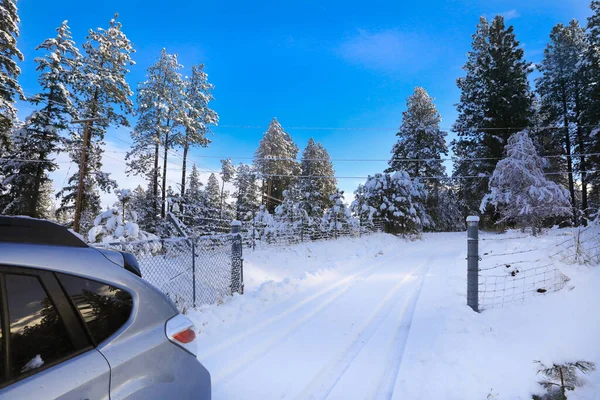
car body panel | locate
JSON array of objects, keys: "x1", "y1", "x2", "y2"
[{"x1": 0, "y1": 349, "x2": 110, "y2": 400}]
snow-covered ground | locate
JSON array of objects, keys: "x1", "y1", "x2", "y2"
[{"x1": 188, "y1": 229, "x2": 600, "y2": 399}]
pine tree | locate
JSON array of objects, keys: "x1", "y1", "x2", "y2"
[
  {"x1": 204, "y1": 172, "x2": 221, "y2": 220},
  {"x1": 386, "y1": 86, "x2": 448, "y2": 230},
  {"x1": 321, "y1": 190, "x2": 356, "y2": 233},
  {"x1": 586, "y1": 2, "x2": 600, "y2": 212},
  {"x1": 233, "y1": 163, "x2": 260, "y2": 221},
  {"x1": 0, "y1": 0, "x2": 24, "y2": 148},
  {"x1": 481, "y1": 130, "x2": 571, "y2": 234},
  {"x1": 537, "y1": 21, "x2": 588, "y2": 222},
  {"x1": 127, "y1": 48, "x2": 184, "y2": 220},
  {"x1": 3, "y1": 21, "x2": 81, "y2": 218},
  {"x1": 179, "y1": 64, "x2": 218, "y2": 195},
  {"x1": 58, "y1": 14, "x2": 134, "y2": 231},
  {"x1": 298, "y1": 138, "x2": 337, "y2": 222},
  {"x1": 130, "y1": 184, "x2": 155, "y2": 232},
  {"x1": 387, "y1": 87, "x2": 447, "y2": 177},
  {"x1": 254, "y1": 118, "x2": 300, "y2": 212},
  {"x1": 452, "y1": 16, "x2": 534, "y2": 220},
  {"x1": 219, "y1": 158, "x2": 235, "y2": 219},
  {"x1": 351, "y1": 172, "x2": 431, "y2": 234},
  {"x1": 274, "y1": 184, "x2": 306, "y2": 229}
]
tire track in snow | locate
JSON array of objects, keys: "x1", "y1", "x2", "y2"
[
  {"x1": 208, "y1": 256, "x2": 393, "y2": 385},
  {"x1": 290, "y1": 257, "x2": 432, "y2": 400},
  {"x1": 372, "y1": 256, "x2": 432, "y2": 400},
  {"x1": 200, "y1": 245, "x2": 427, "y2": 363}
]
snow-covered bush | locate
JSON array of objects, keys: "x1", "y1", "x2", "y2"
[
  {"x1": 88, "y1": 189, "x2": 160, "y2": 251},
  {"x1": 352, "y1": 171, "x2": 431, "y2": 235},
  {"x1": 481, "y1": 130, "x2": 572, "y2": 234},
  {"x1": 321, "y1": 190, "x2": 358, "y2": 232}
]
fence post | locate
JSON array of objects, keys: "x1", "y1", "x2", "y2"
[
  {"x1": 231, "y1": 220, "x2": 244, "y2": 295},
  {"x1": 191, "y1": 238, "x2": 196, "y2": 309},
  {"x1": 466, "y1": 216, "x2": 479, "y2": 312}
]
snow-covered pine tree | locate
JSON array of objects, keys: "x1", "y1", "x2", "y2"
[
  {"x1": 321, "y1": 190, "x2": 356, "y2": 234},
  {"x1": 586, "y1": 2, "x2": 600, "y2": 209},
  {"x1": 481, "y1": 130, "x2": 572, "y2": 234},
  {"x1": 179, "y1": 64, "x2": 218, "y2": 196},
  {"x1": 204, "y1": 172, "x2": 221, "y2": 220},
  {"x1": 233, "y1": 163, "x2": 260, "y2": 221},
  {"x1": 3, "y1": 21, "x2": 81, "y2": 218},
  {"x1": 219, "y1": 158, "x2": 235, "y2": 219},
  {"x1": 435, "y1": 183, "x2": 465, "y2": 232},
  {"x1": 298, "y1": 138, "x2": 337, "y2": 224},
  {"x1": 127, "y1": 48, "x2": 185, "y2": 219},
  {"x1": 58, "y1": 14, "x2": 134, "y2": 232},
  {"x1": 254, "y1": 118, "x2": 300, "y2": 212},
  {"x1": 386, "y1": 87, "x2": 448, "y2": 230},
  {"x1": 452, "y1": 16, "x2": 534, "y2": 221},
  {"x1": 0, "y1": 0, "x2": 24, "y2": 148},
  {"x1": 387, "y1": 87, "x2": 447, "y2": 177},
  {"x1": 274, "y1": 185, "x2": 306, "y2": 232},
  {"x1": 351, "y1": 172, "x2": 430, "y2": 235},
  {"x1": 129, "y1": 185, "x2": 154, "y2": 232},
  {"x1": 537, "y1": 21, "x2": 589, "y2": 221}
]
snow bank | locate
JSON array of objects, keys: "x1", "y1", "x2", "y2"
[{"x1": 393, "y1": 228, "x2": 600, "y2": 399}]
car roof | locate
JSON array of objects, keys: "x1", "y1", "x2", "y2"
[{"x1": 0, "y1": 216, "x2": 88, "y2": 247}]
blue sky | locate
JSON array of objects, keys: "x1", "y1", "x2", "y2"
[{"x1": 15, "y1": 0, "x2": 592, "y2": 205}]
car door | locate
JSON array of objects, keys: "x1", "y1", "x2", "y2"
[{"x1": 0, "y1": 266, "x2": 111, "y2": 400}]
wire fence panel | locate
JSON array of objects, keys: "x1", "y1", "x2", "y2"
[
  {"x1": 476, "y1": 233, "x2": 572, "y2": 312},
  {"x1": 96, "y1": 234, "x2": 243, "y2": 312}
]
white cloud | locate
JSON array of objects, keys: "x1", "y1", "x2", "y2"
[
  {"x1": 336, "y1": 29, "x2": 436, "y2": 73},
  {"x1": 490, "y1": 9, "x2": 520, "y2": 21}
]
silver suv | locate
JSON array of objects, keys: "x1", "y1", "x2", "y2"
[{"x1": 0, "y1": 216, "x2": 211, "y2": 399}]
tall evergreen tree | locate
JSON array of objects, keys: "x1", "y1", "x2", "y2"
[
  {"x1": 219, "y1": 158, "x2": 235, "y2": 219},
  {"x1": 204, "y1": 172, "x2": 221, "y2": 219},
  {"x1": 233, "y1": 163, "x2": 260, "y2": 221},
  {"x1": 452, "y1": 16, "x2": 534, "y2": 221},
  {"x1": 0, "y1": 0, "x2": 24, "y2": 149},
  {"x1": 298, "y1": 138, "x2": 337, "y2": 221},
  {"x1": 127, "y1": 49, "x2": 185, "y2": 219},
  {"x1": 179, "y1": 64, "x2": 218, "y2": 196},
  {"x1": 586, "y1": 1, "x2": 600, "y2": 211},
  {"x1": 254, "y1": 118, "x2": 300, "y2": 212},
  {"x1": 386, "y1": 87, "x2": 448, "y2": 230},
  {"x1": 2, "y1": 21, "x2": 81, "y2": 218},
  {"x1": 537, "y1": 21, "x2": 589, "y2": 221},
  {"x1": 58, "y1": 14, "x2": 134, "y2": 231},
  {"x1": 387, "y1": 87, "x2": 447, "y2": 177}
]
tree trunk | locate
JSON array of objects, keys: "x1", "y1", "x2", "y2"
[
  {"x1": 575, "y1": 82, "x2": 588, "y2": 224},
  {"x1": 31, "y1": 95, "x2": 54, "y2": 218},
  {"x1": 562, "y1": 88, "x2": 576, "y2": 223},
  {"x1": 153, "y1": 140, "x2": 160, "y2": 216},
  {"x1": 181, "y1": 131, "x2": 189, "y2": 197},
  {"x1": 220, "y1": 179, "x2": 225, "y2": 220},
  {"x1": 161, "y1": 127, "x2": 169, "y2": 218}
]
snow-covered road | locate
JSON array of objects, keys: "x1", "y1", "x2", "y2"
[{"x1": 192, "y1": 234, "x2": 464, "y2": 400}]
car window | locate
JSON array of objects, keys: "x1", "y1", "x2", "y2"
[
  {"x1": 6, "y1": 274, "x2": 76, "y2": 380},
  {"x1": 58, "y1": 274, "x2": 133, "y2": 345}
]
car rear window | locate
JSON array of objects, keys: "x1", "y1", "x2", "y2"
[
  {"x1": 57, "y1": 274, "x2": 133, "y2": 345},
  {"x1": 5, "y1": 274, "x2": 76, "y2": 380}
]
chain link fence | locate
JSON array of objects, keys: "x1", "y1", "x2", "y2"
[
  {"x1": 96, "y1": 233, "x2": 243, "y2": 312},
  {"x1": 240, "y1": 218, "x2": 386, "y2": 249}
]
